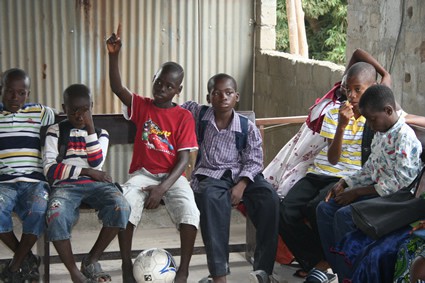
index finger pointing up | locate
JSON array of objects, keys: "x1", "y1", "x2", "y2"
[{"x1": 116, "y1": 23, "x2": 122, "y2": 38}]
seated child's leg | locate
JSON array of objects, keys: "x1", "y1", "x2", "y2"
[
  {"x1": 0, "y1": 184, "x2": 19, "y2": 243},
  {"x1": 242, "y1": 174, "x2": 279, "y2": 275},
  {"x1": 411, "y1": 252, "x2": 425, "y2": 282},
  {"x1": 194, "y1": 175, "x2": 233, "y2": 277},
  {"x1": 47, "y1": 185, "x2": 86, "y2": 242},
  {"x1": 316, "y1": 199, "x2": 342, "y2": 269},
  {"x1": 118, "y1": 171, "x2": 158, "y2": 282},
  {"x1": 1, "y1": 182, "x2": 49, "y2": 273},
  {"x1": 82, "y1": 182, "x2": 130, "y2": 264},
  {"x1": 162, "y1": 175, "x2": 199, "y2": 281}
]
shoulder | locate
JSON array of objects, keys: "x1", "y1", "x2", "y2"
[{"x1": 46, "y1": 123, "x2": 60, "y2": 135}]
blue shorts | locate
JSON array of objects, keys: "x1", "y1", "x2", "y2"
[
  {"x1": 46, "y1": 181, "x2": 130, "y2": 241},
  {"x1": 0, "y1": 181, "x2": 50, "y2": 237}
]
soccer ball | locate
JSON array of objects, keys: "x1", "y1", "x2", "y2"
[{"x1": 133, "y1": 248, "x2": 177, "y2": 283}]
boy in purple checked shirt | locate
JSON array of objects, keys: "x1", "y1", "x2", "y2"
[{"x1": 182, "y1": 73, "x2": 279, "y2": 283}]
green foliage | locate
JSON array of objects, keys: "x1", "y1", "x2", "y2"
[{"x1": 276, "y1": 0, "x2": 347, "y2": 64}]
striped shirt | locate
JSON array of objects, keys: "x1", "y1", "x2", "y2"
[
  {"x1": 0, "y1": 103, "x2": 55, "y2": 182},
  {"x1": 308, "y1": 102, "x2": 365, "y2": 177},
  {"x1": 181, "y1": 101, "x2": 263, "y2": 191},
  {"x1": 344, "y1": 117, "x2": 423, "y2": 196},
  {"x1": 43, "y1": 123, "x2": 109, "y2": 185}
]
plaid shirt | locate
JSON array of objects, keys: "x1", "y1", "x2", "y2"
[{"x1": 181, "y1": 101, "x2": 263, "y2": 191}]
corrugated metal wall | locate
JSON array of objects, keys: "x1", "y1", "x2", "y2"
[{"x1": 0, "y1": 0, "x2": 255, "y2": 183}]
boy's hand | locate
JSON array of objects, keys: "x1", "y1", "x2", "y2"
[
  {"x1": 338, "y1": 101, "x2": 354, "y2": 128},
  {"x1": 81, "y1": 108, "x2": 95, "y2": 134},
  {"x1": 325, "y1": 179, "x2": 346, "y2": 202},
  {"x1": 106, "y1": 23, "x2": 122, "y2": 54},
  {"x1": 334, "y1": 189, "x2": 358, "y2": 205},
  {"x1": 142, "y1": 185, "x2": 167, "y2": 209},
  {"x1": 410, "y1": 220, "x2": 425, "y2": 234},
  {"x1": 82, "y1": 168, "x2": 112, "y2": 183},
  {"x1": 230, "y1": 185, "x2": 245, "y2": 206}
]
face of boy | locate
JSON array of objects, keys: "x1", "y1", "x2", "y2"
[
  {"x1": 209, "y1": 78, "x2": 239, "y2": 112},
  {"x1": 63, "y1": 96, "x2": 92, "y2": 129},
  {"x1": 152, "y1": 69, "x2": 182, "y2": 107},
  {"x1": 1, "y1": 78, "x2": 30, "y2": 113},
  {"x1": 360, "y1": 106, "x2": 394, "y2": 133},
  {"x1": 345, "y1": 75, "x2": 375, "y2": 112}
]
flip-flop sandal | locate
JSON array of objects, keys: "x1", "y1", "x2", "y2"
[
  {"x1": 293, "y1": 268, "x2": 308, "y2": 278},
  {"x1": 20, "y1": 252, "x2": 41, "y2": 281},
  {"x1": 303, "y1": 268, "x2": 336, "y2": 283},
  {"x1": 81, "y1": 256, "x2": 112, "y2": 282}
]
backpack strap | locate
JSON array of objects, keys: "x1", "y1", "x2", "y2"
[
  {"x1": 235, "y1": 114, "x2": 248, "y2": 152},
  {"x1": 196, "y1": 105, "x2": 209, "y2": 148},
  {"x1": 361, "y1": 121, "x2": 375, "y2": 165},
  {"x1": 56, "y1": 119, "x2": 103, "y2": 163}
]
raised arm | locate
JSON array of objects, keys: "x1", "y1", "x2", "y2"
[
  {"x1": 346, "y1": 48, "x2": 392, "y2": 87},
  {"x1": 106, "y1": 24, "x2": 133, "y2": 107}
]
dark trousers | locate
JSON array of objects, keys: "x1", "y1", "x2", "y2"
[
  {"x1": 195, "y1": 172, "x2": 279, "y2": 277},
  {"x1": 279, "y1": 173, "x2": 340, "y2": 271}
]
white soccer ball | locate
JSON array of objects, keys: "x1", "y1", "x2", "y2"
[{"x1": 133, "y1": 248, "x2": 177, "y2": 283}]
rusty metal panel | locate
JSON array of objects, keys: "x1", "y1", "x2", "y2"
[{"x1": 0, "y1": 0, "x2": 254, "y2": 182}]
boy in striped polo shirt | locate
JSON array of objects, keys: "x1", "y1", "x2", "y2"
[
  {"x1": 279, "y1": 62, "x2": 380, "y2": 280},
  {"x1": 43, "y1": 84, "x2": 130, "y2": 282},
  {"x1": 0, "y1": 68, "x2": 55, "y2": 281}
]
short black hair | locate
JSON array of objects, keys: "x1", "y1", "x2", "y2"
[
  {"x1": 159, "y1": 62, "x2": 184, "y2": 84},
  {"x1": 359, "y1": 84, "x2": 396, "y2": 112},
  {"x1": 207, "y1": 73, "x2": 237, "y2": 93},
  {"x1": 1, "y1": 68, "x2": 31, "y2": 88},
  {"x1": 63, "y1": 84, "x2": 91, "y2": 105},
  {"x1": 346, "y1": 62, "x2": 377, "y2": 84}
]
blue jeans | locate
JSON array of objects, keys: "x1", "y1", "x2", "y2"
[
  {"x1": 316, "y1": 196, "x2": 375, "y2": 280},
  {"x1": 47, "y1": 181, "x2": 130, "y2": 241},
  {"x1": 0, "y1": 181, "x2": 50, "y2": 236},
  {"x1": 195, "y1": 172, "x2": 279, "y2": 277}
]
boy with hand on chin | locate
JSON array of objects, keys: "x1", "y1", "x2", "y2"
[
  {"x1": 44, "y1": 84, "x2": 130, "y2": 283},
  {"x1": 0, "y1": 68, "x2": 55, "y2": 282},
  {"x1": 182, "y1": 73, "x2": 279, "y2": 283},
  {"x1": 106, "y1": 25, "x2": 199, "y2": 283}
]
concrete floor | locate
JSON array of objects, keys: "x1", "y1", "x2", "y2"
[{"x1": 1, "y1": 211, "x2": 310, "y2": 283}]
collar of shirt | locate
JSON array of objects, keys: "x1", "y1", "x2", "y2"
[{"x1": 201, "y1": 107, "x2": 243, "y2": 133}]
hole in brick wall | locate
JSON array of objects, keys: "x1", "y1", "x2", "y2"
[
  {"x1": 407, "y1": 6, "x2": 413, "y2": 18},
  {"x1": 405, "y1": 73, "x2": 411, "y2": 83}
]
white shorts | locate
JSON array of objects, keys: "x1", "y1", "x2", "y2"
[{"x1": 122, "y1": 168, "x2": 200, "y2": 229}]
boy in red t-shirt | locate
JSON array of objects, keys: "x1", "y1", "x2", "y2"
[{"x1": 106, "y1": 25, "x2": 199, "y2": 283}]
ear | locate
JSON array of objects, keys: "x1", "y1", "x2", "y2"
[
  {"x1": 206, "y1": 94, "x2": 211, "y2": 104},
  {"x1": 62, "y1": 104, "x2": 67, "y2": 114},
  {"x1": 235, "y1": 92, "x2": 240, "y2": 102},
  {"x1": 384, "y1": 105, "x2": 393, "y2": 116}
]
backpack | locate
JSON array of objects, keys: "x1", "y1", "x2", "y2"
[
  {"x1": 56, "y1": 119, "x2": 102, "y2": 163},
  {"x1": 196, "y1": 105, "x2": 249, "y2": 164}
]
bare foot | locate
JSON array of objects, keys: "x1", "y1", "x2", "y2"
[
  {"x1": 314, "y1": 260, "x2": 331, "y2": 272},
  {"x1": 174, "y1": 269, "x2": 188, "y2": 283}
]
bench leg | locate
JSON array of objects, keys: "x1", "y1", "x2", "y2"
[{"x1": 36, "y1": 231, "x2": 50, "y2": 283}]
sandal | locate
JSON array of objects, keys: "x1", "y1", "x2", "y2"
[
  {"x1": 80, "y1": 256, "x2": 111, "y2": 282},
  {"x1": 0, "y1": 263, "x2": 23, "y2": 283},
  {"x1": 20, "y1": 252, "x2": 41, "y2": 281},
  {"x1": 303, "y1": 268, "x2": 336, "y2": 283}
]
